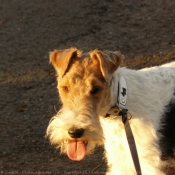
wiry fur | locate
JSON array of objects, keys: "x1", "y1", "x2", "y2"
[
  {"x1": 46, "y1": 47, "x2": 175, "y2": 175},
  {"x1": 102, "y1": 66, "x2": 175, "y2": 174}
]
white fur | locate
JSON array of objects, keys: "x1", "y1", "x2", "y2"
[
  {"x1": 47, "y1": 107, "x2": 104, "y2": 154},
  {"x1": 101, "y1": 61, "x2": 175, "y2": 174}
]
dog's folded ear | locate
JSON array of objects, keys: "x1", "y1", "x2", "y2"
[
  {"x1": 90, "y1": 50, "x2": 123, "y2": 81},
  {"x1": 49, "y1": 47, "x2": 81, "y2": 77}
]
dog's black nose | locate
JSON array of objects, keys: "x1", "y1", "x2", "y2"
[{"x1": 68, "y1": 127, "x2": 84, "y2": 138}]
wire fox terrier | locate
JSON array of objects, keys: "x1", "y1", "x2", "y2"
[{"x1": 46, "y1": 47, "x2": 175, "y2": 175}]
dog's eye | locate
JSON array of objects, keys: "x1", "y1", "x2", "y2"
[
  {"x1": 90, "y1": 87, "x2": 100, "y2": 95},
  {"x1": 63, "y1": 86, "x2": 69, "y2": 92}
]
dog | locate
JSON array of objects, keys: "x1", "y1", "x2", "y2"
[{"x1": 46, "y1": 47, "x2": 175, "y2": 175}]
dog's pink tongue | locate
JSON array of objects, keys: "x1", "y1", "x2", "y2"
[{"x1": 67, "y1": 140, "x2": 86, "y2": 161}]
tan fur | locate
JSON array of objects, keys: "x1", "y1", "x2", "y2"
[{"x1": 50, "y1": 48, "x2": 123, "y2": 115}]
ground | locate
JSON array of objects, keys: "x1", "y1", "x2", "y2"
[{"x1": 0, "y1": 0, "x2": 175, "y2": 174}]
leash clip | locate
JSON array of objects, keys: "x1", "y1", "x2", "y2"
[
  {"x1": 119, "y1": 109, "x2": 128, "y2": 124},
  {"x1": 119, "y1": 109, "x2": 132, "y2": 125}
]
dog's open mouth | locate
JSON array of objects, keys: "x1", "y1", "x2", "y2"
[{"x1": 67, "y1": 140, "x2": 87, "y2": 161}]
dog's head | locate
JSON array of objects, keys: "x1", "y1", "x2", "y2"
[
  {"x1": 47, "y1": 47, "x2": 123, "y2": 161},
  {"x1": 50, "y1": 47, "x2": 123, "y2": 113}
]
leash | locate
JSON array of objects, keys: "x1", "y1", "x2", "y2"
[
  {"x1": 120, "y1": 109, "x2": 142, "y2": 175},
  {"x1": 106, "y1": 76, "x2": 142, "y2": 175}
]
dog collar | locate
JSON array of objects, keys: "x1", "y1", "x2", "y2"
[
  {"x1": 105, "y1": 76, "x2": 128, "y2": 117},
  {"x1": 117, "y1": 76, "x2": 128, "y2": 109}
]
